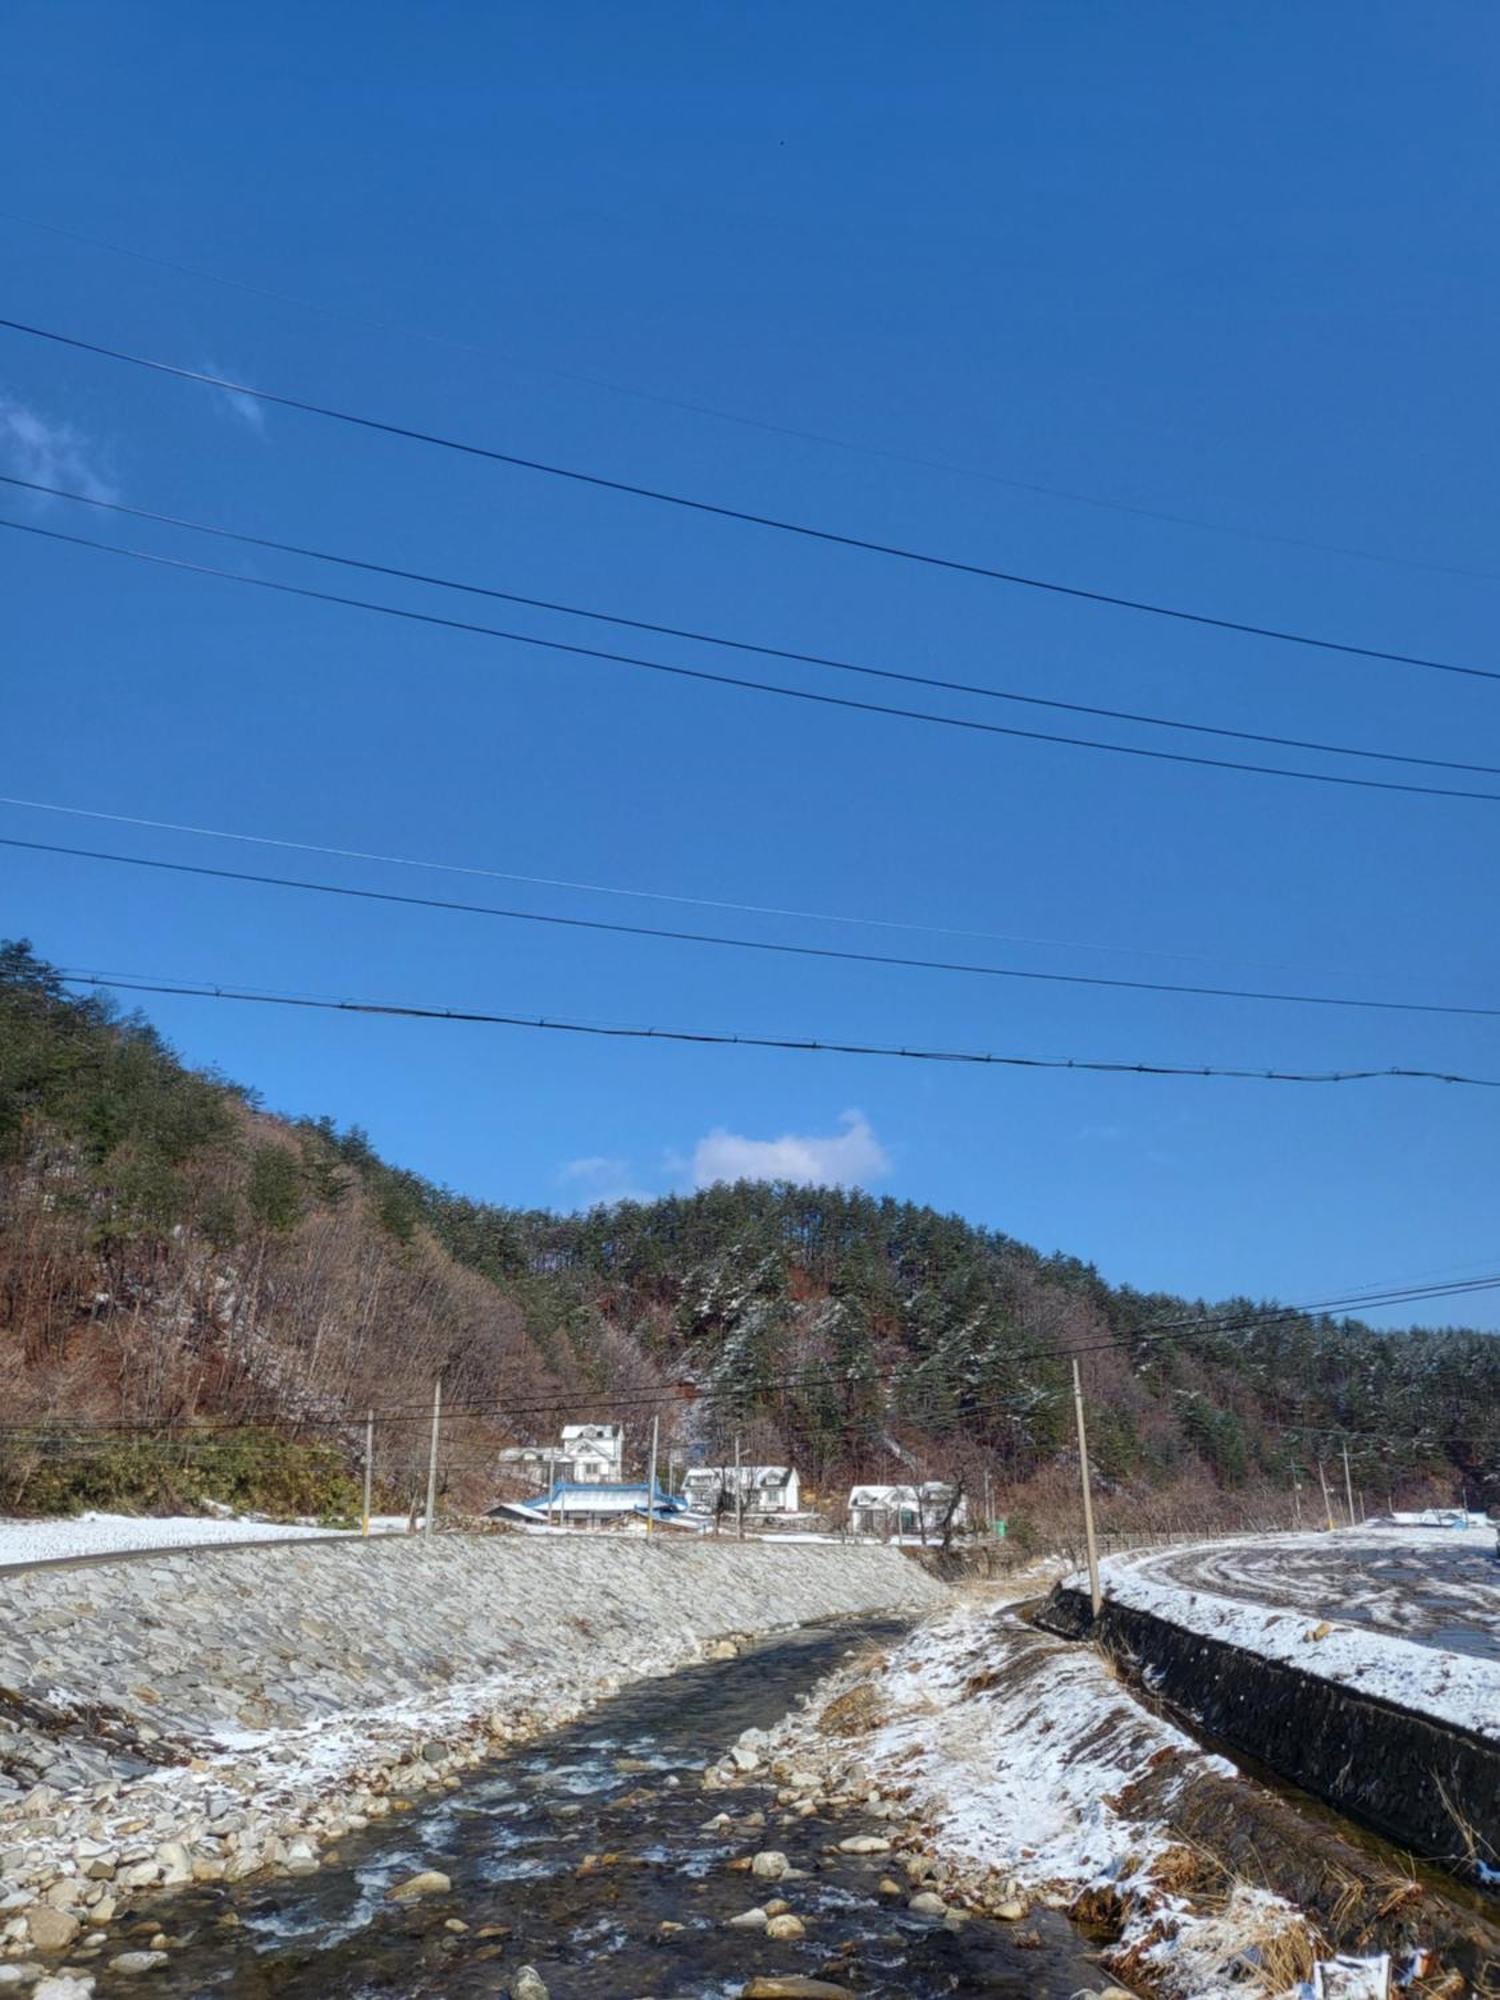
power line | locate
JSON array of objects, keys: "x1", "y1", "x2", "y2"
[
  {"x1": 5, "y1": 1264, "x2": 1495, "y2": 1446},
  {"x1": 9, "y1": 472, "x2": 1500, "y2": 781},
  {"x1": 5, "y1": 1287, "x2": 1494, "y2": 1435},
  {"x1": 17, "y1": 832, "x2": 1500, "y2": 1021},
  {"x1": 7, "y1": 205, "x2": 1494, "y2": 587},
  {"x1": 3, "y1": 314, "x2": 1493, "y2": 685},
  {"x1": 9, "y1": 515, "x2": 1500, "y2": 807},
  {"x1": 0, "y1": 794, "x2": 1233, "y2": 969},
  {"x1": 55, "y1": 971, "x2": 1500, "y2": 1089},
  {"x1": 7, "y1": 1272, "x2": 1497, "y2": 1440}
]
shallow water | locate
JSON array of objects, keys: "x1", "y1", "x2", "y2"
[{"x1": 90, "y1": 1621, "x2": 1121, "y2": 1997}]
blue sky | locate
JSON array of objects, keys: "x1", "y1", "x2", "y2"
[{"x1": 3, "y1": 2, "x2": 1498, "y2": 1324}]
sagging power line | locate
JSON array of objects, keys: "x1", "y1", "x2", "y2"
[
  {"x1": 55, "y1": 971, "x2": 1500, "y2": 1090},
  {"x1": 10, "y1": 514, "x2": 1500, "y2": 805},
  {"x1": 7, "y1": 473, "x2": 1499, "y2": 781},
  {"x1": 7, "y1": 207, "x2": 1494, "y2": 586},
  {"x1": 16, "y1": 834, "x2": 1500, "y2": 1022},
  {"x1": 0, "y1": 794, "x2": 1248, "y2": 968},
  {"x1": 3, "y1": 313, "x2": 1494, "y2": 685}
]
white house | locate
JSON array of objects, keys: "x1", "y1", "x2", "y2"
[
  {"x1": 682, "y1": 1464, "x2": 802, "y2": 1517},
  {"x1": 847, "y1": 1481, "x2": 967, "y2": 1539},
  {"x1": 560, "y1": 1423, "x2": 624, "y2": 1482},
  {"x1": 497, "y1": 1422, "x2": 625, "y2": 1488}
]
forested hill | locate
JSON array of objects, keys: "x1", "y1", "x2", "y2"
[{"x1": 3, "y1": 939, "x2": 1496, "y2": 1529}]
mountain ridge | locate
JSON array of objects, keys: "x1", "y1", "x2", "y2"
[{"x1": 3, "y1": 938, "x2": 1495, "y2": 1533}]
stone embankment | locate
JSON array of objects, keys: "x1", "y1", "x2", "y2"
[{"x1": 0, "y1": 1533, "x2": 944, "y2": 1978}]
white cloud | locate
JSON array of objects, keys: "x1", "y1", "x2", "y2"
[
  {"x1": 0, "y1": 396, "x2": 116, "y2": 503},
  {"x1": 201, "y1": 362, "x2": 267, "y2": 435},
  {"x1": 688, "y1": 1110, "x2": 890, "y2": 1191}
]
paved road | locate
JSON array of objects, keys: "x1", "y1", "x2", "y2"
[{"x1": 1131, "y1": 1530, "x2": 1500, "y2": 1664}]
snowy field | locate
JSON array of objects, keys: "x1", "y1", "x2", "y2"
[
  {"x1": 1135, "y1": 1527, "x2": 1500, "y2": 1662},
  {"x1": 0, "y1": 1511, "x2": 409, "y2": 1567},
  {"x1": 1091, "y1": 1529, "x2": 1500, "y2": 1739}
]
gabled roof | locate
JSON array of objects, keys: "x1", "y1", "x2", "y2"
[{"x1": 849, "y1": 1483, "x2": 920, "y2": 1507}]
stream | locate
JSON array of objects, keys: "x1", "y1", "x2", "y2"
[{"x1": 90, "y1": 1620, "x2": 1121, "y2": 1998}]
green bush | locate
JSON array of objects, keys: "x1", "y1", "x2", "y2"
[{"x1": 0, "y1": 1429, "x2": 362, "y2": 1521}]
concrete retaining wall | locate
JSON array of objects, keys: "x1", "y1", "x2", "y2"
[{"x1": 1040, "y1": 1583, "x2": 1500, "y2": 1876}]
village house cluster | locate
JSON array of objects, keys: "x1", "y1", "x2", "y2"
[{"x1": 490, "y1": 1426, "x2": 968, "y2": 1541}]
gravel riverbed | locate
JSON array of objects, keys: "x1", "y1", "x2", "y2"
[{"x1": 0, "y1": 1534, "x2": 944, "y2": 1984}]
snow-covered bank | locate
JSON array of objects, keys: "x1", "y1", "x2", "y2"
[
  {"x1": 756, "y1": 1591, "x2": 1496, "y2": 1999},
  {"x1": 0, "y1": 1511, "x2": 408, "y2": 1567},
  {"x1": 761, "y1": 1594, "x2": 1311, "y2": 1998},
  {"x1": 1089, "y1": 1532, "x2": 1500, "y2": 1737}
]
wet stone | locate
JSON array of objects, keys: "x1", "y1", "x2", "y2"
[{"x1": 75, "y1": 1622, "x2": 1119, "y2": 1999}]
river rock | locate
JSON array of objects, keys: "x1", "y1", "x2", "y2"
[
  {"x1": 750, "y1": 1850, "x2": 789, "y2": 1880},
  {"x1": 992, "y1": 1898, "x2": 1027, "y2": 1920},
  {"x1": 836, "y1": 1835, "x2": 889, "y2": 1854},
  {"x1": 108, "y1": 1952, "x2": 169, "y2": 1975},
  {"x1": 741, "y1": 1981, "x2": 854, "y2": 1999},
  {"x1": 33, "y1": 1979, "x2": 96, "y2": 2000},
  {"x1": 731, "y1": 1728, "x2": 770, "y2": 1771},
  {"x1": 387, "y1": 1869, "x2": 451, "y2": 1899},
  {"x1": 908, "y1": 1891, "x2": 947, "y2": 1916},
  {"x1": 729, "y1": 1906, "x2": 769, "y2": 1929},
  {"x1": 156, "y1": 1840, "x2": 193, "y2": 1885},
  {"x1": 510, "y1": 1969, "x2": 548, "y2": 2000},
  {"x1": 25, "y1": 1906, "x2": 81, "y2": 1951},
  {"x1": 0, "y1": 1537, "x2": 945, "y2": 1939},
  {"x1": 765, "y1": 1913, "x2": 806, "y2": 1939}
]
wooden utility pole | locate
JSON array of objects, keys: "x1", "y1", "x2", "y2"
[
  {"x1": 424, "y1": 1373, "x2": 442, "y2": 1540},
  {"x1": 646, "y1": 1416, "x2": 659, "y2": 1539},
  {"x1": 1071, "y1": 1359, "x2": 1102, "y2": 1618},
  {"x1": 982, "y1": 1467, "x2": 993, "y2": 1538},
  {"x1": 362, "y1": 1408, "x2": 374, "y2": 1537},
  {"x1": 1341, "y1": 1443, "x2": 1356, "y2": 1527},
  {"x1": 1316, "y1": 1457, "x2": 1335, "y2": 1531},
  {"x1": 734, "y1": 1434, "x2": 745, "y2": 1542},
  {"x1": 1290, "y1": 1464, "x2": 1302, "y2": 1530}
]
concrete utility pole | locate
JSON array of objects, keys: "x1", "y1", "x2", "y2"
[
  {"x1": 1341, "y1": 1443, "x2": 1357, "y2": 1527},
  {"x1": 424, "y1": 1373, "x2": 442, "y2": 1540},
  {"x1": 1071, "y1": 1358, "x2": 1102, "y2": 1618},
  {"x1": 1290, "y1": 1465, "x2": 1302, "y2": 1530},
  {"x1": 363, "y1": 1408, "x2": 374, "y2": 1537},
  {"x1": 1316, "y1": 1457, "x2": 1336, "y2": 1531},
  {"x1": 646, "y1": 1416, "x2": 659, "y2": 1540},
  {"x1": 734, "y1": 1434, "x2": 745, "y2": 1542},
  {"x1": 982, "y1": 1467, "x2": 993, "y2": 1537}
]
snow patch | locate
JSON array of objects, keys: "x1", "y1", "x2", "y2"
[{"x1": 0, "y1": 1511, "x2": 407, "y2": 1566}]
